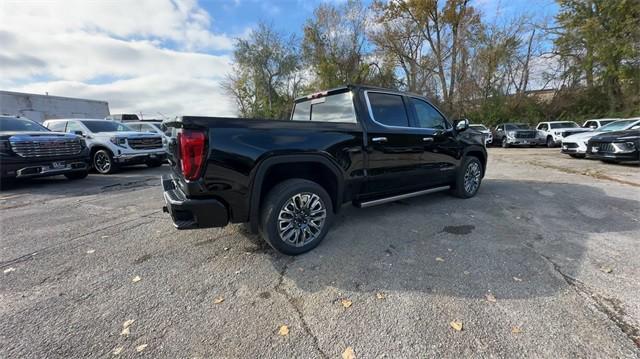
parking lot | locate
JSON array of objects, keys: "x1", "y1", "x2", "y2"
[{"x1": 1, "y1": 148, "x2": 639, "y2": 357}]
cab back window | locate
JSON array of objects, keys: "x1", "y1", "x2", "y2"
[{"x1": 292, "y1": 91, "x2": 356, "y2": 123}]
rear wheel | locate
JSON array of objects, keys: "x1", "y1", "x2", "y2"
[
  {"x1": 260, "y1": 179, "x2": 333, "y2": 255},
  {"x1": 451, "y1": 157, "x2": 483, "y2": 199},
  {"x1": 65, "y1": 171, "x2": 89, "y2": 180},
  {"x1": 93, "y1": 149, "x2": 117, "y2": 174}
]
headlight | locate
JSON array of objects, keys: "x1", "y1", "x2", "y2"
[
  {"x1": 613, "y1": 142, "x2": 636, "y2": 152},
  {"x1": 507, "y1": 131, "x2": 516, "y2": 138},
  {"x1": 110, "y1": 136, "x2": 127, "y2": 147}
]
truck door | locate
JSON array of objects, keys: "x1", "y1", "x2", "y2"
[
  {"x1": 407, "y1": 97, "x2": 458, "y2": 186},
  {"x1": 363, "y1": 91, "x2": 431, "y2": 196}
]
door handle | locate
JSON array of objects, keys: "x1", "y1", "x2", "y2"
[
  {"x1": 422, "y1": 137, "x2": 434, "y2": 142},
  {"x1": 372, "y1": 137, "x2": 387, "y2": 143}
]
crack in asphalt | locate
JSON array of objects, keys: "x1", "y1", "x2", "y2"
[
  {"x1": 0, "y1": 210, "x2": 161, "y2": 268},
  {"x1": 274, "y1": 256, "x2": 328, "y2": 359},
  {"x1": 537, "y1": 252, "x2": 640, "y2": 348}
]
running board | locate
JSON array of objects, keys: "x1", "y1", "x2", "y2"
[{"x1": 355, "y1": 186, "x2": 450, "y2": 208}]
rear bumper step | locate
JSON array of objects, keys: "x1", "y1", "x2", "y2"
[{"x1": 161, "y1": 174, "x2": 229, "y2": 229}]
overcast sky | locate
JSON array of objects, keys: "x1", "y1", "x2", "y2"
[{"x1": 0, "y1": 0, "x2": 557, "y2": 118}]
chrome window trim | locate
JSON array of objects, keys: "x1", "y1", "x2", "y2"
[
  {"x1": 364, "y1": 90, "x2": 450, "y2": 130},
  {"x1": 364, "y1": 90, "x2": 412, "y2": 129}
]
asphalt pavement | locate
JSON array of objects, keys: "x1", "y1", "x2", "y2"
[{"x1": 1, "y1": 148, "x2": 639, "y2": 358}]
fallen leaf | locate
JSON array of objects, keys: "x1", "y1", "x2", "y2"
[
  {"x1": 342, "y1": 346, "x2": 356, "y2": 359},
  {"x1": 410, "y1": 229, "x2": 419, "y2": 233},
  {"x1": 123, "y1": 319, "x2": 135, "y2": 328},
  {"x1": 463, "y1": 271, "x2": 470, "y2": 275},
  {"x1": 278, "y1": 325, "x2": 289, "y2": 336},
  {"x1": 131, "y1": 276, "x2": 141, "y2": 283},
  {"x1": 112, "y1": 346, "x2": 124, "y2": 355},
  {"x1": 101, "y1": 235, "x2": 109, "y2": 239},
  {"x1": 135, "y1": 344, "x2": 147, "y2": 352},
  {"x1": 513, "y1": 276, "x2": 523, "y2": 282},
  {"x1": 86, "y1": 249, "x2": 95, "y2": 254},
  {"x1": 485, "y1": 293, "x2": 497, "y2": 303},
  {"x1": 511, "y1": 326, "x2": 522, "y2": 334},
  {"x1": 435, "y1": 257, "x2": 445, "y2": 262},
  {"x1": 376, "y1": 292, "x2": 386, "y2": 300},
  {"x1": 120, "y1": 327, "x2": 130, "y2": 336},
  {"x1": 213, "y1": 296, "x2": 225, "y2": 304},
  {"x1": 341, "y1": 298, "x2": 353, "y2": 308},
  {"x1": 298, "y1": 267, "x2": 304, "y2": 272},
  {"x1": 450, "y1": 319, "x2": 463, "y2": 331},
  {"x1": 223, "y1": 247, "x2": 229, "y2": 251},
  {"x1": 600, "y1": 266, "x2": 613, "y2": 274},
  {"x1": 3, "y1": 267, "x2": 15, "y2": 274}
]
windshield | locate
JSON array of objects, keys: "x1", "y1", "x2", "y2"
[
  {"x1": 598, "y1": 120, "x2": 640, "y2": 132},
  {"x1": 0, "y1": 117, "x2": 49, "y2": 132},
  {"x1": 470, "y1": 124, "x2": 487, "y2": 131},
  {"x1": 151, "y1": 123, "x2": 172, "y2": 136},
  {"x1": 550, "y1": 122, "x2": 578, "y2": 129},
  {"x1": 81, "y1": 120, "x2": 132, "y2": 133},
  {"x1": 505, "y1": 124, "x2": 529, "y2": 130}
]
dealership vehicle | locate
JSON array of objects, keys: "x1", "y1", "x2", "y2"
[
  {"x1": 492, "y1": 123, "x2": 541, "y2": 147},
  {"x1": 161, "y1": 85, "x2": 487, "y2": 255},
  {"x1": 536, "y1": 121, "x2": 591, "y2": 148},
  {"x1": 127, "y1": 120, "x2": 172, "y2": 149},
  {"x1": 43, "y1": 119, "x2": 166, "y2": 174},
  {"x1": 562, "y1": 119, "x2": 640, "y2": 158},
  {"x1": 0, "y1": 116, "x2": 90, "y2": 181},
  {"x1": 469, "y1": 124, "x2": 492, "y2": 145},
  {"x1": 586, "y1": 128, "x2": 640, "y2": 164},
  {"x1": 582, "y1": 118, "x2": 618, "y2": 130}
]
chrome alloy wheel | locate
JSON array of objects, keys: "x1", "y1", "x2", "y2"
[
  {"x1": 463, "y1": 161, "x2": 481, "y2": 194},
  {"x1": 94, "y1": 151, "x2": 111, "y2": 173},
  {"x1": 277, "y1": 192, "x2": 327, "y2": 247}
]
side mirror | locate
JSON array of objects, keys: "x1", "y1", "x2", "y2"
[
  {"x1": 73, "y1": 130, "x2": 84, "y2": 136},
  {"x1": 455, "y1": 118, "x2": 469, "y2": 131}
]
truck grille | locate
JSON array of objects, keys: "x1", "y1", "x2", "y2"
[
  {"x1": 590, "y1": 142, "x2": 615, "y2": 153},
  {"x1": 10, "y1": 140, "x2": 82, "y2": 158},
  {"x1": 128, "y1": 137, "x2": 162, "y2": 150},
  {"x1": 515, "y1": 131, "x2": 536, "y2": 139}
]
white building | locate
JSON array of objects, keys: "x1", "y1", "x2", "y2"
[{"x1": 0, "y1": 90, "x2": 110, "y2": 123}]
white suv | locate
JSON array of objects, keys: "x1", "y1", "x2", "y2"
[
  {"x1": 536, "y1": 121, "x2": 592, "y2": 148},
  {"x1": 43, "y1": 119, "x2": 166, "y2": 174}
]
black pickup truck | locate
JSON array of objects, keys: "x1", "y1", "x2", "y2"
[
  {"x1": 1, "y1": 116, "x2": 90, "y2": 182},
  {"x1": 161, "y1": 85, "x2": 487, "y2": 254}
]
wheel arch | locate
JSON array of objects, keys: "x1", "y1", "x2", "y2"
[
  {"x1": 248, "y1": 154, "x2": 345, "y2": 233},
  {"x1": 463, "y1": 147, "x2": 487, "y2": 177}
]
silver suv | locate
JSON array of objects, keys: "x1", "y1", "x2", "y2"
[{"x1": 43, "y1": 119, "x2": 166, "y2": 174}]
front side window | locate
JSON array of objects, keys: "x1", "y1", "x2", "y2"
[
  {"x1": 410, "y1": 98, "x2": 448, "y2": 129},
  {"x1": 367, "y1": 92, "x2": 409, "y2": 127},
  {"x1": 0, "y1": 117, "x2": 49, "y2": 132},
  {"x1": 47, "y1": 121, "x2": 67, "y2": 132},
  {"x1": 81, "y1": 120, "x2": 132, "y2": 133},
  {"x1": 66, "y1": 121, "x2": 84, "y2": 133}
]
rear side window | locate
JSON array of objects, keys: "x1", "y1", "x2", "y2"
[
  {"x1": 47, "y1": 121, "x2": 67, "y2": 132},
  {"x1": 367, "y1": 92, "x2": 409, "y2": 127},
  {"x1": 293, "y1": 92, "x2": 356, "y2": 123}
]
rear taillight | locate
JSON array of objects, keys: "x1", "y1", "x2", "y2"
[{"x1": 178, "y1": 129, "x2": 206, "y2": 181}]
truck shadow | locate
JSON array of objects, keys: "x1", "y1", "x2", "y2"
[{"x1": 260, "y1": 179, "x2": 640, "y2": 300}]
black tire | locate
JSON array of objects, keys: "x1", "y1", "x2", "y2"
[
  {"x1": 501, "y1": 137, "x2": 509, "y2": 148},
  {"x1": 64, "y1": 171, "x2": 89, "y2": 180},
  {"x1": 259, "y1": 179, "x2": 333, "y2": 255},
  {"x1": 93, "y1": 149, "x2": 117, "y2": 174},
  {"x1": 546, "y1": 136, "x2": 555, "y2": 148},
  {"x1": 601, "y1": 159, "x2": 620, "y2": 164},
  {"x1": 451, "y1": 156, "x2": 483, "y2": 199},
  {"x1": 146, "y1": 160, "x2": 163, "y2": 168},
  {"x1": 569, "y1": 154, "x2": 585, "y2": 159}
]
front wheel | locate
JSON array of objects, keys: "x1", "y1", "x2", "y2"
[
  {"x1": 451, "y1": 157, "x2": 483, "y2": 199},
  {"x1": 501, "y1": 137, "x2": 509, "y2": 148},
  {"x1": 93, "y1": 149, "x2": 117, "y2": 174},
  {"x1": 260, "y1": 179, "x2": 333, "y2": 255},
  {"x1": 546, "y1": 136, "x2": 555, "y2": 148}
]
